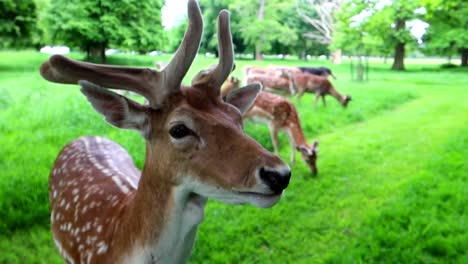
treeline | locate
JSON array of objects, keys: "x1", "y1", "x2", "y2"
[{"x1": 1, "y1": 0, "x2": 466, "y2": 68}]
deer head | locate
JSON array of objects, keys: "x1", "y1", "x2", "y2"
[
  {"x1": 343, "y1": 95, "x2": 352, "y2": 107},
  {"x1": 296, "y1": 141, "x2": 319, "y2": 175},
  {"x1": 40, "y1": 0, "x2": 290, "y2": 262}
]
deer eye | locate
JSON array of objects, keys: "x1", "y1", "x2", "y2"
[{"x1": 169, "y1": 124, "x2": 192, "y2": 139}]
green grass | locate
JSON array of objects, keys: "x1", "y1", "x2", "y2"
[{"x1": 0, "y1": 51, "x2": 467, "y2": 263}]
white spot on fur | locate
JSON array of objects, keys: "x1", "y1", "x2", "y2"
[
  {"x1": 54, "y1": 237, "x2": 75, "y2": 264},
  {"x1": 96, "y1": 241, "x2": 108, "y2": 255}
]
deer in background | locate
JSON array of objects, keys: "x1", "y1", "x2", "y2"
[
  {"x1": 221, "y1": 76, "x2": 240, "y2": 98},
  {"x1": 222, "y1": 78, "x2": 319, "y2": 175},
  {"x1": 298, "y1": 66, "x2": 337, "y2": 79},
  {"x1": 294, "y1": 72, "x2": 351, "y2": 108},
  {"x1": 244, "y1": 66, "x2": 296, "y2": 96},
  {"x1": 41, "y1": 1, "x2": 291, "y2": 263}
]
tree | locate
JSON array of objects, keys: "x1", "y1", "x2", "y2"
[
  {"x1": 296, "y1": 0, "x2": 342, "y2": 63},
  {"x1": 199, "y1": 0, "x2": 247, "y2": 56},
  {"x1": 163, "y1": 18, "x2": 187, "y2": 53},
  {"x1": 270, "y1": 2, "x2": 328, "y2": 60},
  {"x1": 333, "y1": 0, "x2": 372, "y2": 80},
  {"x1": 43, "y1": 0, "x2": 164, "y2": 62},
  {"x1": 229, "y1": 0, "x2": 297, "y2": 60},
  {"x1": 0, "y1": 0, "x2": 37, "y2": 49},
  {"x1": 389, "y1": 0, "x2": 422, "y2": 70},
  {"x1": 423, "y1": 0, "x2": 468, "y2": 66},
  {"x1": 334, "y1": 0, "x2": 423, "y2": 71}
]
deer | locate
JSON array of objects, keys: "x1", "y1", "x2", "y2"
[
  {"x1": 40, "y1": 1, "x2": 291, "y2": 263},
  {"x1": 221, "y1": 76, "x2": 240, "y2": 98},
  {"x1": 294, "y1": 72, "x2": 351, "y2": 108},
  {"x1": 298, "y1": 66, "x2": 337, "y2": 79},
  {"x1": 222, "y1": 78, "x2": 319, "y2": 175},
  {"x1": 245, "y1": 68, "x2": 296, "y2": 96}
]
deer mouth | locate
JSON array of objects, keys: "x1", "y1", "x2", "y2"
[{"x1": 234, "y1": 190, "x2": 283, "y2": 208}]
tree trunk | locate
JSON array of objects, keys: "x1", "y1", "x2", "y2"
[
  {"x1": 331, "y1": 49, "x2": 341, "y2": 64},
  {"x1": 100, "y1": 44, "x2": 106, "y2": 63},
  {"x1": 255, "y1": 0, "x2": 265, "y2": 61},
  {"x1": 89, "y1": 44, "x2": 106, "y2": 63},
  {"x1": 391, "y1": 42, "x2": 405, "y2": 70},
  {"x1": 86, "y1": 46, "x2": 91, "y2": 61},
  {"x1": 255, "y1": 42, "x2": 263, "y2": 60},
  {"x1": 461, "y1": 48, "x2": 468, "y2": 67},
  {"x1": 357, "y1": 56, "x2": 364, "y2": 81},
  {"x1": 391, "y1": 18, "x2": 406, "y2": 71}
]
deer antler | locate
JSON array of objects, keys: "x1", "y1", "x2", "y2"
[
  {"x1": 192, "y1": 10, "x2": 233, "y2": 98},
  {"x1": 39, "y1": 0, "x2": 203, "y2": 108}
]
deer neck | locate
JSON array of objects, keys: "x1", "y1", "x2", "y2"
[
  {"x1": 328, "y1": 86, "x2": 345, "y2": 103},
  {"x1": 286, "y1": 116, "x2": 308, "y2": 148},
  {"x1": 118, "y1": 144, "x2": 207, "y2": 263}
]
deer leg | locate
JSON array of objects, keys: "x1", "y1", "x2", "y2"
[
  {"x1": 288, "y1": 133, "x2": 296, "y2": 165},
  {"x1": 314, "y1": 93, "x2": 321, "y2": 107},
  {"x1": 296, "y1": 90, "x2": 304, "y2": 103},
  {"x1": 288, "y1": 81, "x2": 296, "y2": 96},
  {"x1": 268, "y1": 124, "x2": 280, "y2": 154},
  {"x1": 322, "y1": 95, "x2": 326, "y2": 106}
]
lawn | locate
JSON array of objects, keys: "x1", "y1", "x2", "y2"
[{"x1": 0, "y1": 50, "x2": 466, "y2": 263}]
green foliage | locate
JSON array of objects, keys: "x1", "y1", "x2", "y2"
[
  {"x1": 228, "y1": 0, "x2": 297, "y2": 56},
  {"x1": 197, "y1": 0, "x2": 327, "y2": 58},
  {"x1": 334, "y1": 0, "x2": 422, "y2": 56},
  {"x1": 199, "y1": 0, "x2": 233, "y2": 54},
  {"x1": 0, "y1": 0, "x2": 37, "y2": 48},
  {"x1": 162, "y1": 19, "x2": 188, "y2": 53},
  {"x1": 0, "y1": 51, "x2": 467, "y2": 263},
  {"x1": 423, "y1": 0, "x2": 468, "y2": 61},
  {"x1": 42, "y1": 0, "x2": 164, "y2": 57}
]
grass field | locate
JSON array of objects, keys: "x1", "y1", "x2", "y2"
[{"x1": 0, "y1": 50, "x2": 467, "y2": 263}]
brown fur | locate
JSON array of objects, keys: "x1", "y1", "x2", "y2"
[
  {"x1": 243, "y1": 92, "x2": 319, "y2": 175},
  {"x1": 220, "y1": 80, "x2": 318, "y2": 175},
  {"x1": 244, "y1": 66, "x2": 296, "y2": 95},
  {"x1": 294, "y1": 72, "x2": 351, "y2": 108},
  {"x1": 221, "y1": 76, "x2": 240, "y2": 96}
]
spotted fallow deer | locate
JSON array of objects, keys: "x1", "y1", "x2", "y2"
[
  {"x1": 40, "y1": 1, "x2": 291, "y2": 263},
  {"x1": 244, "y1": 66, "x2": 296, "y2": 96},
  {"x1": 295, "y1": 72, "x2": 351, "y2": 108},
  {"x1": 221, "y1": 80, "x2": 318, "y2": 175}
]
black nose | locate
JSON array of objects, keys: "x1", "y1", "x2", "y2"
[{"x1": 259, "y1": 167, "x2": 291, "y2": 194}]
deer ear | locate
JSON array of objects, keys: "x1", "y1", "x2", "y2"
[
  {"x1": 312, "y1": 140, "x2": 319, "y2": 148},
  {"x1": 296, "y1": 145, "x2": 308, "y2": 153},
  {"x1": 79, "y1": 80, "x2": 150, "y2": 138},
  {"x1": 312, "y1": 141, "x2": 319, "y2": 153},
  {"x1": 225, "y1": 83, "x2": 261, "y2": 114}
]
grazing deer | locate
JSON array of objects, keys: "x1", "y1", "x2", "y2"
[
  {"x1": 244, "y1": 66, "x2": 296, "y2": 96},
  {"x1": 40, "y1": 1, "x2": 291, "y2": 263},
  {"x1": 295, "y1": 72, "x2": 351, "y2": 108},
  {"x1": 298, "y1": 66, "x2": 337, "y2": 79},
  {"x1": 221, "y1": 80, "x2": 318, "y2": 175}
]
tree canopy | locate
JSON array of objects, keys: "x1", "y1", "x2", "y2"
[
  {"x1": 334, "y1": 0, "x2": 424, "y2": 70},
  {"x1": 43, "y1": 0, "x2": 163, "y2": 61},
  {"x1": 423, "y1": 0, "x2": 468, "y2": 66},
  {"x1": 0, "y1": 0, "x2": 37, "y2": 48},
  {"x1": 1, "y1": 0, "x2": 466, "y2": 67}
]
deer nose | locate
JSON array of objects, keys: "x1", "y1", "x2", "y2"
[{"x1": 259, "y1": 167, "x2": 291, "y2": 194}]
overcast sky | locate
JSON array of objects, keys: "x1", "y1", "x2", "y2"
[{"x1": 162, "y1": 0, "x2": 188, "y2": 30}]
